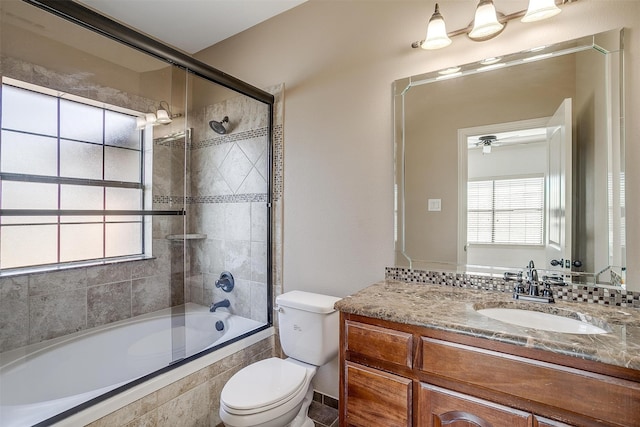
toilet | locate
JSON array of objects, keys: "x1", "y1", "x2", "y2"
[{"x1": 219, "y1": 290, "x2": 341, "y2": 427}]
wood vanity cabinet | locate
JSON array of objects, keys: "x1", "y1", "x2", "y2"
[{"x1": 339, "y1": 313, "x2": 640, "y2": 427}]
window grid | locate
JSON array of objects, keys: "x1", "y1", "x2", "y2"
[
  {"x1": 467, "y1": 176, "x2": 544, "y2": 246},
  {"x1": 0, "y1": 82, "x2": 145, "y2": 270}
]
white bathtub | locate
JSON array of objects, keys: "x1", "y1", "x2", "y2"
[{"x1": 0, "y1": 303, "x2": 265, "y2": 427}]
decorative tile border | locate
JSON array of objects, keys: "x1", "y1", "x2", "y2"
[
  {"x1": 273, "y1": 123, "x2": 283, "y2": 202},
  {"x1": 191, "y1": 127, "x2": 268, "y2": 150},
  {"x1": 385, "y1": 266, "x2": 640, "y2": 308},
  {"x1": 152, "y1": 194, "x2": 268, "y2": 206},
  {"x1": 190, "y1": 194, "x2": 268, "y2": 204}
]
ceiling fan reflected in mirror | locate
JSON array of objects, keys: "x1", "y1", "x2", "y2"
[
  {"x1": 478, "y1": 135, "x2": 497, "y2": 154},
  {"x1": 468, "y1": 127, "x2": 547, "y2": 154}
]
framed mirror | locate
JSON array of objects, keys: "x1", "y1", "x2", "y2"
[{"x1": 394, "y1": 29, "x2": 625, "y2": 286}]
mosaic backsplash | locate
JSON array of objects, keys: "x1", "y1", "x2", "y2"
[{"x1": 385, "y1": 267, "x2": 640, "y2": 309}]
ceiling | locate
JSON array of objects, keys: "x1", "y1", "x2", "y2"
[{"x1": 76, "y1": 0, "x2": 308, "y2": 54}]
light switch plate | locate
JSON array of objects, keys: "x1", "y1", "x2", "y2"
[{"x1": 428, "y1": 198, "x2": 441, "y2": 212}]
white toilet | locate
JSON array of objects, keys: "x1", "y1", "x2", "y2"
[{"x1": 219, "y1": 290, "x2": 341, "y2": 427}]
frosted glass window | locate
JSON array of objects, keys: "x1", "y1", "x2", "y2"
[
  {"x1": 1, "y1": 85, "x2": 57, "y2": 136},
  {"x1": 1, "y1": 225, "x2": 57, "y2": 269},
  {"x1": 105, "y1": 111, "x2": 139, "y2": 150},
  {"x1": 106, "y1": 188, "x2": 141, "y2": 222},
  {"x1": 60, "y1": 139, "x2": 103, "y2": 179},
  {"x1": 0, "y1": 131, "x2": 58, "y2": 176},
  {"x1": 60, "y1": 99, "x2": 103, "y2": 143},
  {"x1": 60, "y1": 185, "x2": 104, "y2": 223},
  {"x1": 105, "y1": 146, "x2": 140, "y2": 182},
  {"x1": 1, "y1": 181, "x2": 58, "y2": 225},
  {"x1": 1, "y1": 80, "x2": 146, "y2": 270},
  {"x1": 60, "y1": 224, "x2": 103, "y2": 262},
  {"x1": 2, "y1": 181, "x2": 58, "y2": 209},
  {"x1": 106, "y1": 187, "x2": 141, "y2": 210},
  {"x1": 106, "y1": 223, "x2": 142, "y2": 257}
]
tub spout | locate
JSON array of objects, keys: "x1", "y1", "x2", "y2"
[{"x1": 210, "y1": 299, "x2": 230, "y2": 312}]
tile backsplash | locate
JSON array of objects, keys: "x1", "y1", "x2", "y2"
[{"x1": 385, "y1": 267, "x2": 640, "y2": 309}]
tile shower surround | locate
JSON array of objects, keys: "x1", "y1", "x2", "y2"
[
  {"x1": 385, "y1": 267, "x2": 640, "y2": 308},
  {"x1": 0, "y1": 120, "x2": 278, "y2": 352},
  {"x1": 0, "y1": 241, "x2": 175, "y2": 352},
  {"x1": 1, "y1": 48, "x2": 287, "y2": 426}
]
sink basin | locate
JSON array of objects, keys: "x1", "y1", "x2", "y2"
[{"x1": 476, "y1": 308, "x2": 608, "y2": 334}]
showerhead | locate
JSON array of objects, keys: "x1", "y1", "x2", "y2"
[{"x1": 209, "y1": 116, "x2": 229, "y2": 135}]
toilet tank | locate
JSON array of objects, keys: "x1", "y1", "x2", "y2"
[{"x1": 276, "y1": 291, "x2": 342, "y2": 366}]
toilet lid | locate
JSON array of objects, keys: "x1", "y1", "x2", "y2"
[{"x1": 221, "y1": 358, "x2": 308, "y2": 412}]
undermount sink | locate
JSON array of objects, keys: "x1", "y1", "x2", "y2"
[{"x1": 476, "y1": 307, "x2": 609, "y2": 335}]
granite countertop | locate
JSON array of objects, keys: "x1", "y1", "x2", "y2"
[{"x1": 335, "y1": 280, "x2": 640, "y2": 371}]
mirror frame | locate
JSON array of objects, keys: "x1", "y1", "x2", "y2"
[{"x1": 393, "y1": 29, "x2": 625, "y2": 285}]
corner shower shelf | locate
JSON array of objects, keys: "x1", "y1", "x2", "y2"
[{"x1": 166, "y1": 234, "x2": 207, "y2": 241}]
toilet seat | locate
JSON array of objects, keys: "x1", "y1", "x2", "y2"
[{"x1": 220, "y1": 358, "x2": 309, "y2": 415}]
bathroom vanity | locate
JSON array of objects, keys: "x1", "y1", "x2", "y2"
[{"x1": 336, "y1": 281, "x2": 640, "y2": 426}]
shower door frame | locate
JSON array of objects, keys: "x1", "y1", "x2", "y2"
[{"x1": 19, "y1": 0, "x2": 275, "y2": 424}]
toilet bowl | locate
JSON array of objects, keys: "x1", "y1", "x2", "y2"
[
  {"x1": 219, "y1": 358, "x2": 316, "y2": 427},
  {"x1": 218, "y1": 290, "x2": 341, "y2": 427}
]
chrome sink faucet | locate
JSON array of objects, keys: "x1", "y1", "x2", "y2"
[
  {"x1": 504, "y1": 260, "x2": 554, "y2": 303},
  {"x1": 525, "y1": 260, "x2": 539, "y2": 296}
]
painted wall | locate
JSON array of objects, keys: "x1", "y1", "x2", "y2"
[{"x1": 195, "y1": 0, "x2": 640, "y2": 398}]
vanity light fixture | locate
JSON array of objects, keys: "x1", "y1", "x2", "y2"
[
  {"x1": 422, "y1": 3, "x2": 452, "y2": 50},
  {"x1": 522, "y1": 0, "x2": 561, "y2": 22},
  {"x1": 136, "y1": 101, "x2": 182, "y2": 129},
  {"x1": 468, "y1": 0, "x2": 504, "y2": 41},
  {"x1": 412, "y1": 0, "x2": 575, "y2": 50}
]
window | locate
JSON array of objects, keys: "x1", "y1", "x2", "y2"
[
  {"x1": 467, "y1": 176, "x2": 544, "y2": 246},
  {"x1": 0, "y1": 79, "x2": 144, "y2": 270}
]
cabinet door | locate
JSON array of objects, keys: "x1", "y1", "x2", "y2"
[
  {"x1": 534, "y1": 416, "x2": 574, "y2": 427},
  {"x1": 418, "y1": 384, "x2": 532, "y2": 427},
  {"x1": 345, "y1": 361, "x2": 412, "y2": 427}
]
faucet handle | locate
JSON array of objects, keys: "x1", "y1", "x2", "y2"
[
  {"x1": 503, "y1": 271, "x2": 523, "y2": 282},
  {"x1": 215, "y1": 271, "x2": 235, "y2": 292},
  {"x1": 542, "y1": 275, "x2": 565, "y2": 286}
]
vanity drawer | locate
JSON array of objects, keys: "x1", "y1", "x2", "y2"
[
  {"x1": 345, "y1": 320, "x2": 413, "y2": 368},
  {"x1": 419, "y1": 337, "x2": 640, "y2": 426}
]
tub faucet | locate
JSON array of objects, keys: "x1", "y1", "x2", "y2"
[{"x1": 210, "y1": 299, "x2": 230, "y2": 312}]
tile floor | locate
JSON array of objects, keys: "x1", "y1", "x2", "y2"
[{"x1": 309, "y1": 392, "x2": 339, "y2": 427}]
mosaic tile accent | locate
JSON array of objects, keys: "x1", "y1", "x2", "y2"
[
  {"x1": 191, "y1": 127, "x2": 268, "y2": 150},
  {"x1": 385, "y1": 266, "x2": 640, "y2": 309},
  {"x1": 273, "y1": 123, "x2": 284, "y2": 202},
  {"x1": 152, "y1": 195, "x2": 187, "y2": 206},
  {"x1": 190, "y1": 194, "x2": 268, "y2": 204},
  {"x1": 152, "y1": 194, "x2": 268, "y2": 205}
]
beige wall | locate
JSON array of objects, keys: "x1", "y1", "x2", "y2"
[
  {"x1": 195, "y1": 0, "x2": 640, "y2": 295},
  {"x1": 195, "y1": 0, "x2": 640, "y2": 397}
]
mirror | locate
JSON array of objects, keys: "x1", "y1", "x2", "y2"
[{"x1": 394, "y1": 29, "x2": 625, "y2": 286}]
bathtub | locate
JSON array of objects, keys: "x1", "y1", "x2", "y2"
[{"x1": 0, "y1": 303, "x2": 266, "y2": 427}]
